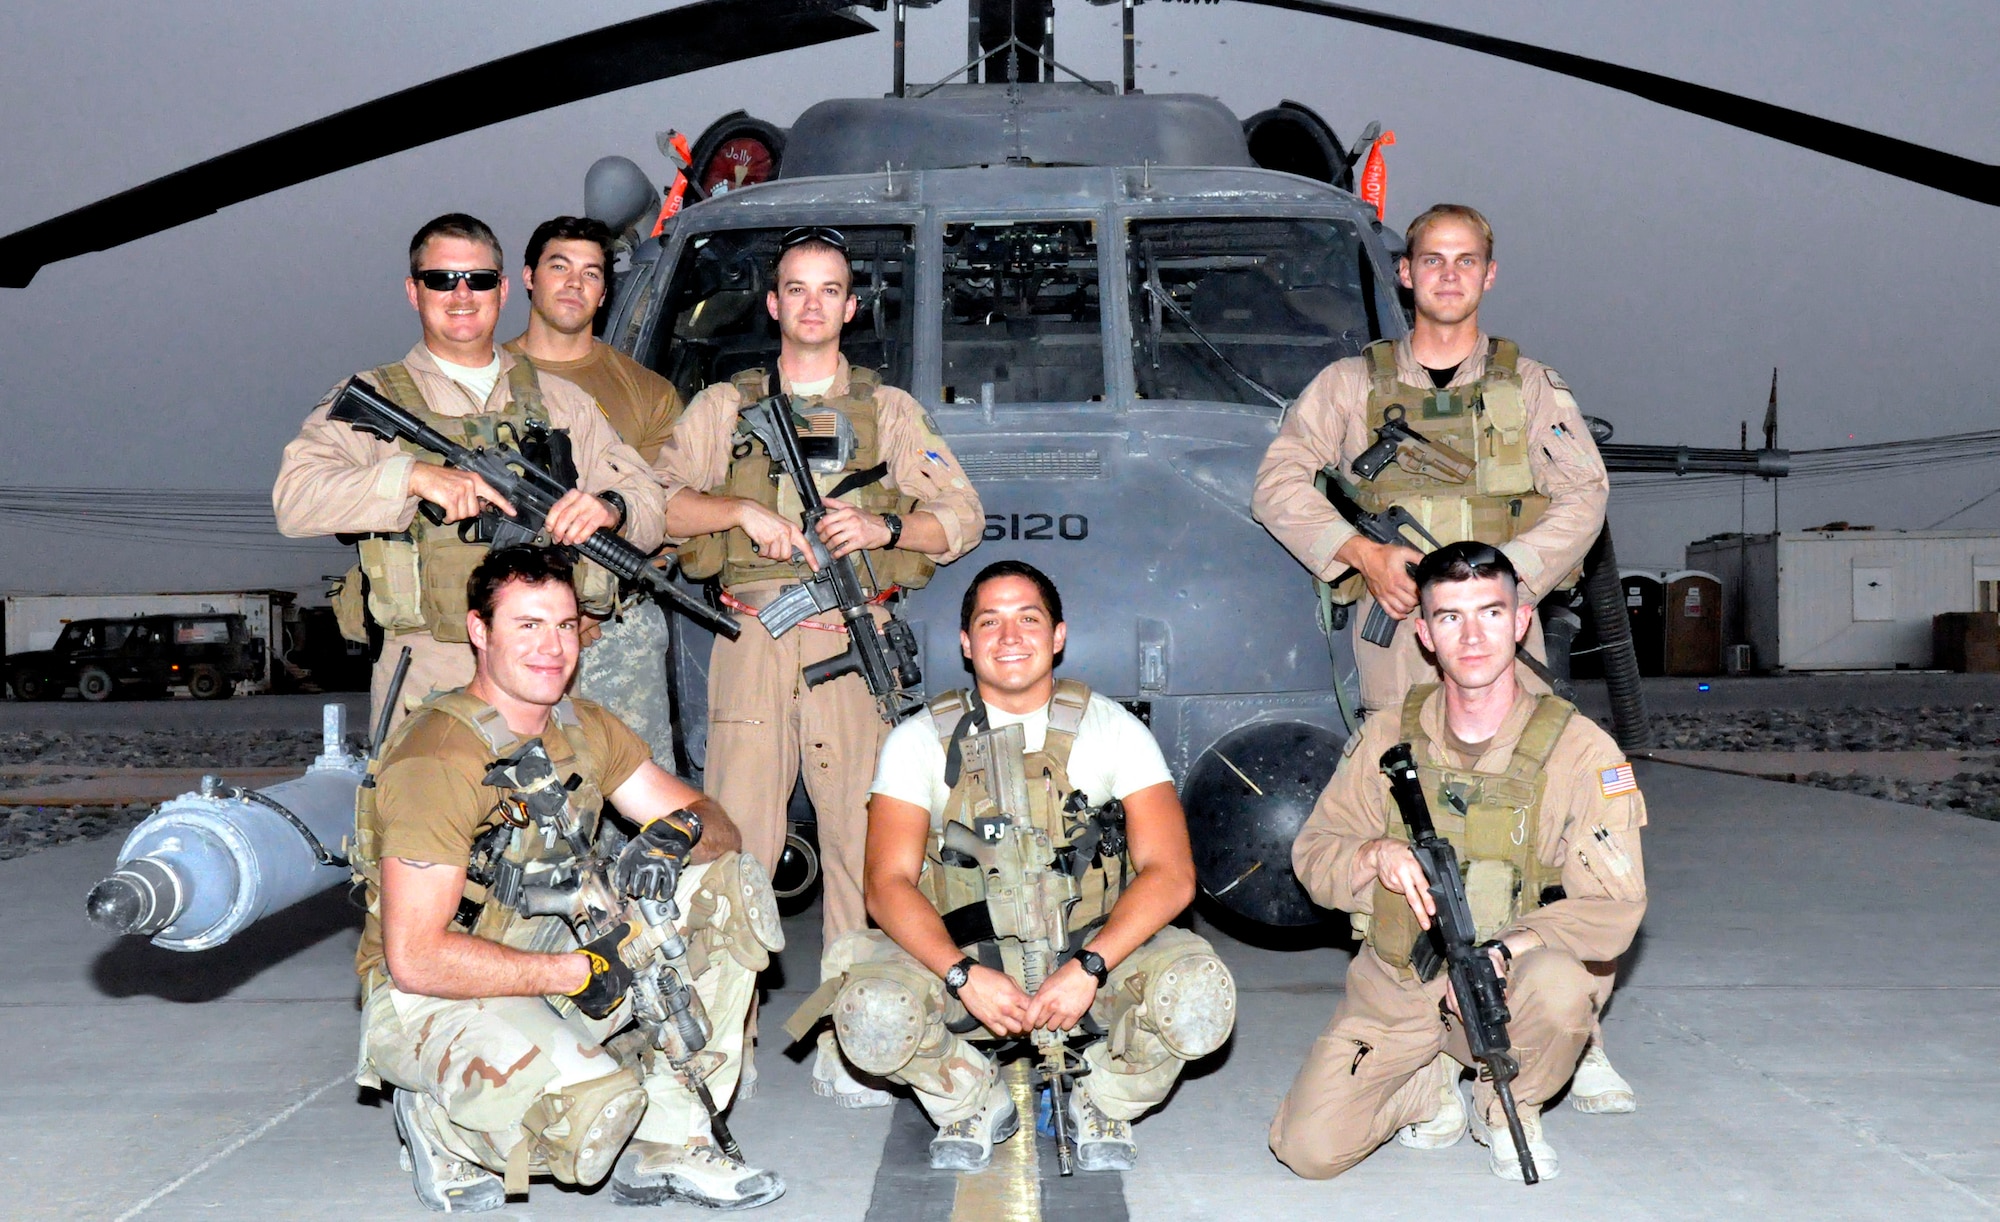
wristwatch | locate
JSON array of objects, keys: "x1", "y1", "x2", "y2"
[
  {"x1": 600, "y1": 490, "x2": 629, "y2": 532},
  {"x1": 943, "y1": 956, "x2": 978, "y2": 998},
  {"x1": 881, "y1": 512, "x2": 904, "y2": 549},
  {"x1": 1073, "y1": 947, "x2": 1110, "y2": 988}
]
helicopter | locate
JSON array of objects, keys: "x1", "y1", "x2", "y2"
[{"x1": 30, "y1": 0, "x2": 1993, "y2": 942}]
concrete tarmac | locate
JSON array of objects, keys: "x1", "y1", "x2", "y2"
[{"x1": 5, "y1": 759, "x2": 1996, "y2": 1220}]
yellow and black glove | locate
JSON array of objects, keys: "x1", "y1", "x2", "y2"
[
  {"x1": 568, "y1": 921, "x2": 640, "y2": 1020},
  {"x1": 614, "y1": 813, "x2": 702, "y2": 903}
]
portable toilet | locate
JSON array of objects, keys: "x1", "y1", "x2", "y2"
[{"x1": 1664, "y1": 570, "x2": 1724, "y2": 676}]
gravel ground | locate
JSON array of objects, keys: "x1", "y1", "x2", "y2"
[
  {"x1": 1803, "y1": 770, "x2": 2000, "y2": 822},
  {"x1": 1652, "y1": 705, "x2": 2000, "y2": 752},
  {"x1": 0, "y1": 728, "x2": 324, "y2": 861}
]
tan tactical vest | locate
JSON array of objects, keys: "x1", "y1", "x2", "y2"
[
  {"x1": 918, "y1": 681, "x2": 1130, "y2": 955},
  {"x1": 1358, "y1": 336, "x2": 1548, "y2": 546},
  {"x1": 352, "y1": 690, "x2": 606, "y2": 957},
  {"x1": 1367, "y1": 685, "x2": 1573, "y2": 970},
  {"x1": 677, "y1": 368, "x2": 933, "y2": 594},
  {"x1": 335, "y1": 361, "x2": 613, "y2": 645}
]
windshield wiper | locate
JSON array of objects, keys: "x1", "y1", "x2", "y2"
[{"x1": 1140, "y1": 268, "x2": 1289, "y2": 409}]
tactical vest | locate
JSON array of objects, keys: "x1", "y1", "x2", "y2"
[
  {"x1": 1367, "y1": 685, "x2": 1573, "y2": 970},
  {"x1": 352, "y1": 690, "x2": 606, "y2": 958},
  {"x1": 1339, "y1": 339, "x2": 1558, "y2": 585},
  {"x1": 677, "y1": 367, "x2": 933, "y2": 594},
  {"x1": 917, "y1": 681, "x2": 1131, "y2": 980},
  {"x1": 339, "y1": 360, "x2": 613, "y2": 645}
]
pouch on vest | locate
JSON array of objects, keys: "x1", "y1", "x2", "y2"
[{"x1": 330, "y1": 565, "x2": 372, "y2": 645}]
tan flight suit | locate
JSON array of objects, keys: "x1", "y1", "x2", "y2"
[
  {"x1": 1268, "y1": 684, "x2": 1647, "y2": 1179},
  {"x1": 506, "y1": 338, "x2": 687, "y2": 765},
  {"x1": 1250, "y1": 334, "x2": 1608, "y2": 713},
  {"x1": 353, "y1": 695, "x2": 774, "y2": 1184},
  {"x1": 273, "y1": 343, "x2": 666, "y2": 730},
  {"x1": 654, "y1": 356, "x2": 982, "y2": 943}
]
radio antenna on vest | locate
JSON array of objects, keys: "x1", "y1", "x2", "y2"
[{"x1": 371, "y1": 646, "x2": 414, "y2": 757}]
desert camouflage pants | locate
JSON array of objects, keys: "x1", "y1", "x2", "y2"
[
  {"x1": 822, "y1": 928, "x2": 1237, "y2": 1126},
  {"x1": 357, "y1": 858, "x2": 756, "y2": 1169},
  {"x1": 576, "y1": 600, "x2": 676, "y2": 767}
]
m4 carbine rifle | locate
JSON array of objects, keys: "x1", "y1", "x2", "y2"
[
  {"x1": 1379, "y1": 742, "x2": 1540, "y2": 1185},
  {"x1": 938, "y1": 722, "x2": 1085, "y2": 1176},
  {"x1": 1319, "y1": 474, "x2": 1444, "y2": 647},
  {"x1": 328, "y1": 378, "x2": 740, "y2": 641},
  {"x1": 477, "y1": 740, "x2": 746, "y2": 1161},
  {"x1": 735, "y1": 393, "x2": 924, "y2": 723}
]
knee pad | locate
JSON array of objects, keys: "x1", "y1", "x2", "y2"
[
  {"x1": 832, "y1": 969, "x2": 934, "y2": 1077},
  {"x1": 1143, "y1": 951, "x2": 1237, "y2": 1061},
  {"x1": 694, "y1": 851, "x2": 785, "y2": 973},
  {"x1": 514, "y1": 1063, "x2": 647, "y2": 1190}
]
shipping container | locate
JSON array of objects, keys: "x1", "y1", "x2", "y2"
[{"x1": 1687, "y1": 530, "x2": 2000, "y2": 671}]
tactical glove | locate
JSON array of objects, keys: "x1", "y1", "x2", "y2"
[
  {"x1": 614, "y1": 813, "x2": 703, "y2": 902},
  {"x1": 568, "y1": 922, "x2": 640, "y2": 1020}
]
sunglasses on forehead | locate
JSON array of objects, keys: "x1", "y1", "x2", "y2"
[
  {"x1": 778, "y1": 226, "x2": 847, "y2": 253},
  {"x1": 414, "y1": 268, "x2": 502, "y2": 293}
]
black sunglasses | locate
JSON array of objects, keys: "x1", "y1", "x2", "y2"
[
  {"x1": 414, "y1": 268, "x2": 503, "y2": 293},
  {"x1": 779, "y1": 226, "x2": 847, "y2": 253}
]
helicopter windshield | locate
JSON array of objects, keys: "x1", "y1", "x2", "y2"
[
  {"x1": 1128, "y1": 217, "x2": 1379, "y2": 406},
  {"x1": 941, "y1": 221, "x2": 1103, "y2": 406},
  {"x1": 647, "y1": 226, "x2": 913, "y2": 399}
]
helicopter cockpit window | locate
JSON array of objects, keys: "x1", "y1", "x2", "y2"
[
  {"x1": 1128, "y1": 218, "x2": 1378, "y2": 407},
  {"x1": 648, "y1": 226, "x2": 913, "y2": 400},
  {"x1": 941, "y1": 221, "x2": 1104, "y2": 405}
]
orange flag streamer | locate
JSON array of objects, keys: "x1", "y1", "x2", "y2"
[
  {"x1": 1359, "y1": 130, "x2": 1396, "y2": 221},
  {"x1": 652, "y1": 131, "x2": 695, "y2": 237}
]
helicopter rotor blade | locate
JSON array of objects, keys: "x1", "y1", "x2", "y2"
[
  {"x1": 1216, "y1": 0, "x2": 1998, "y2": 207},
  {"x1": 0, "y1": 0, "x2": 877, "y2": 288}
]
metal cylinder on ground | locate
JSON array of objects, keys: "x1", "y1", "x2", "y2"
[{"x1": 84, "y1": 704, "x2": 365, "y2": 951}]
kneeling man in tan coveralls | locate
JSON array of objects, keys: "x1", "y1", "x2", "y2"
[
  {"x1": 1269, "y1": 542, "x2": 1647, "y2": 1182},
  {"x1": 795, "y1": 561, "x2": 1237, "y2": 1173},
  {"x1": 354, "y1": 547, "x2": 784, "y2": 1212}
]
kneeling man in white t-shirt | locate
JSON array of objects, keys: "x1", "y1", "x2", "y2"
[{"x1": 788, "y1": 560, "x2": 1238, "y2": 1173}]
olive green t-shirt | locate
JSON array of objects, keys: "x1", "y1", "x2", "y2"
[
  {"x1": 504, "y1": 339, "x2": 685, "y2": 464},
  {"x1": 356, "y1": 697, "x2": 650, "y2": 978}
]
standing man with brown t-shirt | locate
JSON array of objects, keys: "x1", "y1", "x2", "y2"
[{"x1": 506, "y1": 215, "x2": 687, "y2": 765}]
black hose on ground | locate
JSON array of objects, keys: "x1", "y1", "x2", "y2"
[{"x1": 1582, "y1": 524, "x2": 1652, "y2": 751}]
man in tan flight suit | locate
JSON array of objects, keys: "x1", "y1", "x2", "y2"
[
  {"x1": 653, "y1": 228, "x2": 982, "y2": 940},
  {"x1": 274, "y1": 213, "x2": 665, "y2": 730},
  {"x1": 355, "y1": 546, "x2": 785, "y2": 1211},
  {"x1": 1251, "y1": 203, "x2": 1633, "y2": 1116},
  {"x1": 1269, "y1": 542, "x2": 1647, "y2": 1182},
  {"x1": 655, "y1": 227, "x2": 982, "y2": 1109},
  {"x1": 505, "y1": 214, "x2": 686, "y2": 765}
]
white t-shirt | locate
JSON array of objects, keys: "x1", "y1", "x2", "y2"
[
  {"x1": 871, "y1": 689, "x2": 1174, "y2": 818},
  {"x1": 431, "y1": 350, "x2": 503, "y2": 404},
  {"x1": 789, "y1": 373, "x2": 837, "y2": 398}
]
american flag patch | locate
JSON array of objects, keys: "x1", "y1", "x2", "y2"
[{"x1": 1599, "y1": 763, "x2": 1638, "y2": 797}]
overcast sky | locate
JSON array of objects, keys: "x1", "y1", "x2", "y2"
[{"x1": 0, "y1": 0, "x2": 1994, "y2": 598}]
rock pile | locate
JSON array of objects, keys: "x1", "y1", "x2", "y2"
[
  {"x1": 1652, "y1": 704, "x2": 2000, "y2": 752},
  {"x1": 0, "y1": 728, "x2": 323, "y2": 861},
  {"x1": 1802, "y1": 770, "x2": 2000, "y2": 822}
]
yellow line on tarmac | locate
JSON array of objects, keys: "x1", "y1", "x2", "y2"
[{"x1": 949, "y1": 1060, "x2": 1042, "y2": 1222}]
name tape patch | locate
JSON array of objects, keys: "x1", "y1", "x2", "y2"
[{"x1": 1599, "y1": 763, "x2": 1637, "y2": 797}]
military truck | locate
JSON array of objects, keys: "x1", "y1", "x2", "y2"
[{"x1": 4, "y1": 613, "x2": 264, "y2": 701}]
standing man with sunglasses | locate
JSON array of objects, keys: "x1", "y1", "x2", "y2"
[
  {"x1": 276, "y1": 213, "x2": 666, "y2": 729},
  {"x1": 504, "y1": 215, "x2": 688, "y2": 767},
  {"x1": 653, "y1": 227, "x2": 983, "y2": 1106}
]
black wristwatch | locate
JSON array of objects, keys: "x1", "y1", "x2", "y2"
[
  {"x1": 881, "y1": 512, "x2": 904, "y2": 549},
  {"x1": 601, "y1": 490, "x2": 629, "y2": 532},
  {"x1": 943, "y1": 956, "x2": 978, "y2": 998},
  {"x1": 1073, "y1": 947, "x2": 1110, "y2": 988}
]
